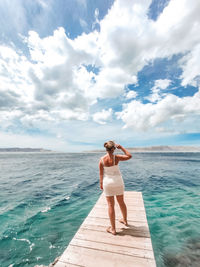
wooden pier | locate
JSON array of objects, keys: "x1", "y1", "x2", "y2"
[{"x1": 53, "y1": 191, "x2": 156, "y2": 267}]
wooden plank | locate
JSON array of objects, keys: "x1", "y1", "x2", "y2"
[
  {"x1": 95, "y1": 205, "x2": 145, "y2": 211},
  {"x1": 78, "y1": 224, "x2": 151, "y2": 239},
  {"x1": 74, "y1": 227, "x2": 152, "y2": 248},
  {"x1": 70, "y1": 238, "x2": 154, "y2": 258},
  {"x1": 58, "y1": 245, "x2": 156, "y2": 267},
  {"x1": 88, "y1": 208, "x2": 147, "y2": 220},
  {"x1": 53, "y1": 191, "x2": 156, "y2": 267},
  {"x1": 79, "y1": 222, "x2": 151, "y2": 239},
  {"x1": 84, "y1": 215, "x2": 148, "y2": 225},
  {"x1": 54, "y1": 261, "x2": 84, "y2": 267}
]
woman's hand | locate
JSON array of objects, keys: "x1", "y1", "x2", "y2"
[
  {"x1": 115, "y1": 144, "x2": 122, "y2": 149},
  {"x1": 100, "y1": 182, "x2": 103, "y2": 190},
  {"x1": 115, "y1": 143, "x2": 132, "y2": 161}
]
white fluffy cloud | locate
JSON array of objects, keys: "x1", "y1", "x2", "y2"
[
  {"x1": 0, "y1": 45, "x2": 33, "y2": 105},
  {"x1": 98, "y1": 0, "x2": 200, "y2": 132},
  {"x1": 179, "y1": 43, "x2": 200, "y2": 87},
  {"x1": 116, "y1": 89, "x2": 200, "y2": 131},
  {"x1": 125, "y1": 90, "x2": 138, "y2": 99},
  {"x1": 92, "y1": 108, "x2": 113, "y2": 125},
  {"x1": 146, "y1": 79, "x2": 171, "y2": 103},
  {"x1": 97, "y1": 0, "x2": 200, "y2": 86},
  {"x1": 93, "y1": 67, "x2": 137, "y2": 98},
  {"x1": 0, "y1": 28, "x2": 97, "y2": 127},
  {"x1": 154, "y1": 79, "x2": 171, "y2": 90}
]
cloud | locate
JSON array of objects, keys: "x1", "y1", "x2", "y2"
[
  {"x1": 0, "y1": 91, "x2": 19, "y2": 109},
  {"x1": 0, "y1": 45, "x2": 33, "y2": 110},
  {"x1": 1, "y1": 25, "x2": 109, "y2": 133},
  {"x1": 0, "y1": 110, "x2": 23, "y2": 131},
  {"x1": 92, "y1": 8, "x2": 100, "y2": 31},
  {"x1": 1, "y1": 0, "x2": 200, "y2": 145},
  {"x1": 36, "y1": 0, "x2": 48, "y2": 9},
  {"x1": 92, "y1": 108, "x2": 113, "y2": 124},
  {"x1": 93, "y1": 67, "x2": 137, "y2": 98},
  {"x1": 79, "y1": 18, "x2": 88, "y2": 31},
  {"x1": 0, "y1": 28, "x2": 98, "y2": 127},
  {"x1": 116, "y1": 89, "x2": 200, "y2": 132},
  {"x1": 76, "y1": 0, "x2": 87, "y2": 9},
  {"x1": 146, "y1": 79, "x2": 171, "y2": 103},
  {"x1": 125, "y1": 90, "x2": 138, "y2": 99},
  {"x1": 179, "y1": 43, "x2": 200, "y2": 87},
  {"x1": 154, "y1": 79, "x2": 171, "y2": 90},
  {"x1": 0, "y1": 130, "x2": 67, "y2": 151},
  {"x1": 0, "y1": 0, "x2": 28, "y2": 38},
  {"x1": 97, "y1": 0, "x2": 200, "y2": 87}
]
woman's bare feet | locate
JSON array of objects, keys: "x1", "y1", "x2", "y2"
[
  {"x1": 106, "y1": 226, "x2": 116, "y2": 235},
  {"x1": 119, "y1": 218, "x2": 128, "y2": 226}
]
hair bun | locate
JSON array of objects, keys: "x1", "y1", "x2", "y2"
[{"x1": 103, "y1": 140, "x2": 115, "y2": 151}]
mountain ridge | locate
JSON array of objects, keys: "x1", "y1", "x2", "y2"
[
  {"x1": 0, "y1": 147, "x2": 52, "y2": 152},
  {"x1": 85, "y1": 145, "x2": 200, "y2": 153}
]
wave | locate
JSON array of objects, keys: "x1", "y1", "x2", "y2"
[
  {"x1": 73, "y1": 179, "x2": 99, "y2": 191},
  {"x1": 0, "y1": 202, "x2": 28, "y2": 219},
  {"x1": 175, "y1": 177, "x2": 197, "y2": 187},
  {"x1": 41, "y1": 207, "x2": 51, "y2": 213},
  {"x1": 15, "y1": 179, "x2": 32, "y2": 186},
  {"x1": 13, "y1": 237, "x2": 35, "y2": 252}
]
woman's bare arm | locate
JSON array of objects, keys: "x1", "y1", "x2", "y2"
[
  {"x1": 115, "y1": 144, "x2": 132, "y2": 161},
  {"x1": 99, "y1": 160, "x2": 104, "y2": 190}
]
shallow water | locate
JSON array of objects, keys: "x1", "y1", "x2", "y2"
[{"x1": 0, "y1": 152, "x2": 200, "y2": 266}]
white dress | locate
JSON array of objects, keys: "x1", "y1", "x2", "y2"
[{"x1": 101, "y1": 155, "x2": 125, "y2": 197}]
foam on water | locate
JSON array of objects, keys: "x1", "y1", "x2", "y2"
[
  {"x1": 41, "y1": 207, "x2": 51, "y2": 213},
  {"x1": 0, "y1": 152, "x2": 200, "y2": 267}
]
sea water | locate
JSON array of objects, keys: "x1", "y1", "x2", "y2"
[{"x1": 0, "y1": 152, "x2": 200, "y2": 267}]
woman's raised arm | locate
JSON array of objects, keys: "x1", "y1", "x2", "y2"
[{"x1": 115, "y1": 144, "x2": 132, "y2": 161}]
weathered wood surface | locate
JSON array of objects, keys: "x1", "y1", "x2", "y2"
[{"x1": 54, "y1": 191, "x2": 156, "y2": 267}]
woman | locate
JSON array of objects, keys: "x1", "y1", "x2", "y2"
[{"x1": 99, "y1": 141, "x2": 132, "y2": 235}]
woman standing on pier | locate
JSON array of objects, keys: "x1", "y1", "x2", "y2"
[{"x1": 99, "y1": 141, "x2": 132, "y2": 235}]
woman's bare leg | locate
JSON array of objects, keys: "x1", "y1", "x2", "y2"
[
  {"x1": 116, "y1": 194, "x2": 128, "y2": 226},
  {"x1": 106, "y1": 196, "x2": 116, "y2": 234}
]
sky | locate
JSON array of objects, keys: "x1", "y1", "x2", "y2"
[{"x1": 0, "y1": 0, "x2": 200, "y2": 152}]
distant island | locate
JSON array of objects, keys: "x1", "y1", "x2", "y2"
[
  {"x1": 1, "y1": 145, "x2": 200, "y2": 153},
  {"x1": 128, "y1": 145, "x2": 200, "y2": 152},
  {"x1": 86, "y1": 145, "x2": 200, "y2": 153},
  {"x1": 0, "y1": 147, "x2": 52, "y2": 152}
]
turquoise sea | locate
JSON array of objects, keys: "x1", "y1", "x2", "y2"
[{"x1": 0, "y1": 152, "x2": 200, "y2": 267}]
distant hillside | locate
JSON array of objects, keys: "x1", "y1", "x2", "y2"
[
  {"x1": 86, "y1": 145, "x2": 200, "y2": 153},
  {"x1": 0, "y1": 147, "x2": 52, "y2": 152},
  {"x1": 127, "y1": 145, "x2": 200, "y2": 152}
]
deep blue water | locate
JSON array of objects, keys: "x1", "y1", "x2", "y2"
[{"x1": 0, "y1": 152, "x2": 200, "y2": 267}]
